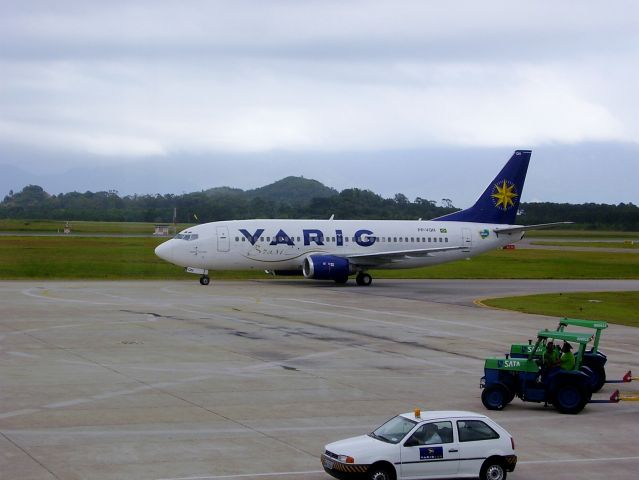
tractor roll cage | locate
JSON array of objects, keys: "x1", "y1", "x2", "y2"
[
  {"x1": 529, "y1": 330, "x2": 594, "y2": 370},
  {"x1": 556, "y1": 318, "x2": 608, "y2": 353}
]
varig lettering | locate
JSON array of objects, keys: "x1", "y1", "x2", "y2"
[
  {"x1": 269, "y1": 229, "x2": 295, "y2": 246},
  {"x1": 239, "y1": 228, "x2": 264, "y2": 246},
  {"x1": 303, "y1": 229, "x2": 325, "y2": 246},
  {"x1": 354, "y1": 229, "x2": 376, "y2": 247},
  {"x1": 238, "y1": 227, "x2": 378, "y2": 248}
]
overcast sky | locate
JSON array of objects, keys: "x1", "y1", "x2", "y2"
[{"x1": 1, "y1": 0, "x2": 637, "y2": 207}]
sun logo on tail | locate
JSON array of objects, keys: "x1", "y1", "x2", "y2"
[{"x1": 491, "y1": 179, "x2": 518, "y2": 211}]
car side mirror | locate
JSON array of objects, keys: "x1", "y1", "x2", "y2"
[{"x1": 404, "y1": 438, "x2": 419, "y2": 447}]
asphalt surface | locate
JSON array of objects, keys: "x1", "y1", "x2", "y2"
[{"x1": 1, "y1": 279, "x2": 638, "y2": 480}]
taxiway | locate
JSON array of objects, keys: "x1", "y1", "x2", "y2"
[{"x1": 1, "y1": 279, "x2": 638, "y2": 480}]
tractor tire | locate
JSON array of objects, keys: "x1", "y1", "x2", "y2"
[
  {"x1": 480, "y1": 458, "x2": 507, "y2": 480},
  {"x1": 482, "y1": 384, "x2": 508, "y2": 410},
  {"x1": 587, "y1": 364, "x2": 606, "y2": 393},
  {"x1": 552, "y1": 381, "x2": 588, "y2": 414}
]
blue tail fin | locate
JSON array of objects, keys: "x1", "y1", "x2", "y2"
[{"x1": 436, "y1": 150, "x2": 531, "y2": 224}]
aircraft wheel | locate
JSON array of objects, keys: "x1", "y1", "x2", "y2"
[
  {"x1": 356, "y1": 273, "x2": 372, "y2": 286},
  {"x1": 199, "y1": 275, "x2": 210, "y2": 286}
]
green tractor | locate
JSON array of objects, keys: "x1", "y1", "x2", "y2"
[
  {"x1": 481, "y1": 330, "x2": 595, "y2": 414},
  {"x1": 509, "y1": 318, "x2": 608, "y2": 392}
]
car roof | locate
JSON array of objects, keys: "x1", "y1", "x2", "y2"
[{"x1": 399, "y1": 410, "x2": 489, "y2": 423}]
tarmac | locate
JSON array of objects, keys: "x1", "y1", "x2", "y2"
[{"x1": 1, "y1": 279, "x2": 638, "y2": 480}]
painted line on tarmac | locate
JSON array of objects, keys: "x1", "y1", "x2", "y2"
[
  {"x1": 21, "y1": 287, "x2": 113, "y2": 305},
  {"x1": 519, "y1": 455, "x2": 639, "y2": 464},
  {"x1": 275, "y1": 297, "x2": 524, "y2": 336},
  {"x1": 156, "y1": 471, "x2": 324, "y2": 480},
  {"x1": 157, "y1": 457, "x2": 639, "y2": 480},
  {"x1": 0, "y1": 346, "x2": 354, "y2": 420}
]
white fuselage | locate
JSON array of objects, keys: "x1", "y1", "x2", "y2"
[{"x1": 155, "y1": 219, "x2": 524, "y2": 273}]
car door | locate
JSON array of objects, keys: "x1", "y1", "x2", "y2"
[
  {"x1": 455, "y1": 419, "x2": 503, "y2": 477},
  {"x1": 399, "y1": 421, "x2": 459, "y2": 479}
]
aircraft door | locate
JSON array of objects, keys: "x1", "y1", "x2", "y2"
[
  {"x1": 462, "y1": 228, "x2": 472, "y2": 251},
  {"x1": 217, "y1": 226, "x2": 230, "y2": 252}
]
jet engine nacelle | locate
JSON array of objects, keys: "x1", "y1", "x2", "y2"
[{"x1": 303, "y1": 254, "x2": 352, "y2": 280}]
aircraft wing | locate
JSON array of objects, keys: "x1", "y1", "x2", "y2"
[
  {"x1": 345, "y1": 246, "x2": 466, "y2": 266},
  {"x1": 493, "y1": 221, "x2": 573, "y2": 236}
]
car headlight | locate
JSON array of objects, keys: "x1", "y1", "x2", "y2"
[{"x1": 337, "y1": 455, "x2": 355, "y2": 464}]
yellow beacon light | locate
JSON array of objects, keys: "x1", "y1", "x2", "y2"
[{"x1": 414, "y1": 408, "x2": 421, "y2": 418}]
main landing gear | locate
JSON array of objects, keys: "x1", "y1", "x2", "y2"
[
  {"x1": 356, "y1": 272, "x2": 372, "y2": 286},
  {"x1": 199, "y1": 275, "x2": 210, "y2": 286}
]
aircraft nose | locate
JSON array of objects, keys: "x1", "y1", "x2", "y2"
[{"x1": 154, "y1": 240, "x2": 173, "y2": 262}]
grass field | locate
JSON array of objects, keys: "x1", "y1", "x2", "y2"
[
  {"x1": 2, "y1": 235, "x2": 639, "y2": 280},
  {"x1": 531, "y1": 240, "x2": 638, "y2": 249},
  {"x1": 0, "y1": 219, "x2": 194, "y2": 234},
  {"x1": 482, "y1": 292, "x2": 639, "y2": 327},
  {"x1": 525, "y1": 229, "x2": 639, "y2": 239},
  {"x1": 372, "y1": 248, "x2": 639, "y2": 279}
]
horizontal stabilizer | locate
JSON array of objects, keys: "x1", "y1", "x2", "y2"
[{"x1": 493, "y1": 222, "x2": 573, "y2": 235}]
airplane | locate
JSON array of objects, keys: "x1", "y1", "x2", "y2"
[{"x1": 154, "y1": 149, "x2": 569, "y2": 286}]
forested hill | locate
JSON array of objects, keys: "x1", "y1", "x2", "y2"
[{"x1": 1, "y1": 179, "x2": 638, "y2": 231}]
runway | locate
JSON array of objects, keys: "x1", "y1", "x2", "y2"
[{"x1": 1, "y1": 279, "x2": 638, "y2": 480}]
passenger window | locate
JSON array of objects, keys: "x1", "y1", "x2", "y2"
[
  {"x1": 393, "y1": 237, "x2": 397, "y2": 242},
  {"x1": 411, "y1": 237, "x2": 414, "y2": 242},
  {"x1": 445, "y1": 238, "x2": 448, "y2": 243},
  {"x1": 416, "y1": 238, "x2": 420, "y2": 242},
  {"x1": 235, "y1": 237, "x2": 239, "y2": 242},
  {"x1": 405, "y1": 421, "x2": 453, "y2": 446},
  {"x1": 457, "y1": 420, "x2": 500, "y2": 442},
  {"x1": 260, "y1": 237, "x2": 264, "y2": 242}
]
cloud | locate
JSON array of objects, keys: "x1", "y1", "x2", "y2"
[
  {"x1": 0, "y1": 58, "x2": 633, "y2": 157},
  {"x1": 0, "y1": 1, "x2": 637, "y2": 204}
]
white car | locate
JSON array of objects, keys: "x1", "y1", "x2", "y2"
[{"x1": 321, "y1": 410, "x2": 516, "y2": 480}]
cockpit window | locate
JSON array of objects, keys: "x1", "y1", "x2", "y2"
[{"x1": 174, "y1": 233, "x2": 199, "y2": 241}]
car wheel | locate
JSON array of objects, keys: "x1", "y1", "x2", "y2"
[
  {"x1": 480, "y1": 459, "x2": 507, "y2": 480},
  {"x1": 481, "y1": 384, "x2": 507, "y2": 410},
  {"x1": 367, "y1": 464, "x2": 394, "y2": 480}
]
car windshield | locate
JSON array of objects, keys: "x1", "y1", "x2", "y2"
[{"x1": 369, "y1": 415, "x2": 417, "y2": 444}]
